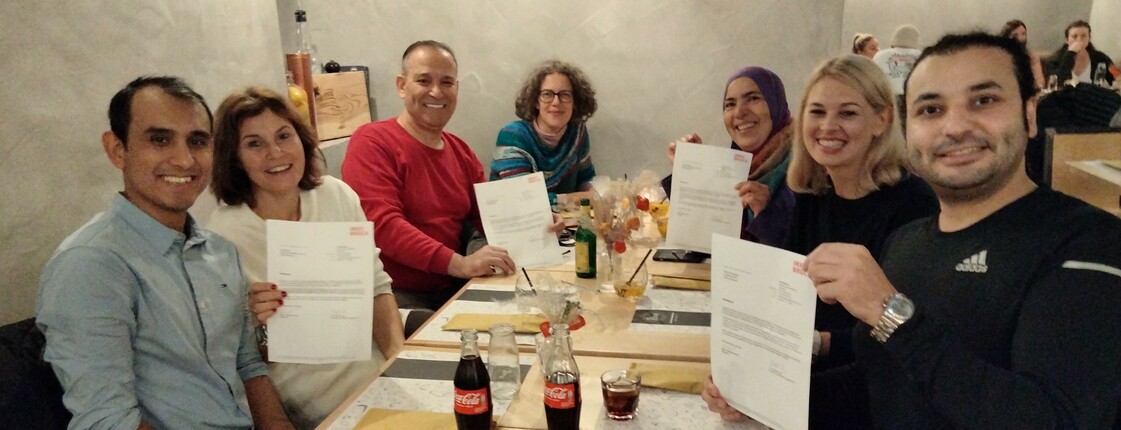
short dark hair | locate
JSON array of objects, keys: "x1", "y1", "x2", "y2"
[
  {"x1": 108, "y1": 76, "x2": 211, "y2": 147},
  {"x1": 513, "y1": 60, "x2": 598, "y2": 123},
  {"x1": 901, "y1": 31, "x2": 1038, "y2": 133},
  {"x1": 1064, "y1": 20, "x2": 1091, "y2": 39},
  {"x1": 400, "y1": 40, "x2": 457, "y2": 73},
  {"x1": 999, "y1": 19, "x2": 1026, "y2": 38},
  {"x1": 210, "y1": 86, "x2": 323, "y2": 207}
]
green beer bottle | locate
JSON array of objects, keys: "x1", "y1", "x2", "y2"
[{"x1": 575, "y1": 199, "x2": 597, "y2": 279}]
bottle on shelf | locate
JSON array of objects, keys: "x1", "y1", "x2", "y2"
[
  {"x1": 575, "y1": 198, "x2": 596, "y2": 279},
  {"x1": 543, "y1": 323, "x2": 581, "y2": 430},
  {"x1": 285, "y1": 9, "x2": 317, "y2": 131},
  {"x1": 294, "y1": 9, "x2": 320, "y2": 73},
  {"x1": 454, "y1": 329, "x2": 493, "y2": 430}
]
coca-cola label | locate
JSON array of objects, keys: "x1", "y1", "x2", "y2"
[
  {"x1": 454, "y1": 387, "x2": 489, "y2": 415},
  {"x1": 544, "y1": 382, "x2": 577, "y2": 409}
]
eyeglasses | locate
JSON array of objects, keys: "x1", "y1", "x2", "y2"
[{"x1": 538, "y1": 90, "x2": 574, "y2": 104}]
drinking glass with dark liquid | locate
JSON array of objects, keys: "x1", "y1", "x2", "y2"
[{"x1": 600, "y1": 369, "x2": 641, "y2": 420}]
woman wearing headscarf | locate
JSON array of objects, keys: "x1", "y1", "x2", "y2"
[{"x1": 663, "y1": 66, "x2": 795, "y2": 247}]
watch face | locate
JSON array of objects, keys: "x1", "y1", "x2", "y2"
[{"x1": 888, "y1": 293, "x2": 915, "y2": 319}]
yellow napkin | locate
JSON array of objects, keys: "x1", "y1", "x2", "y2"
[
  {"x1": 653, "y1": 275, "x2": 711, "y2": 291},
  {"x1": 354, "y1": 408, "x2": 457, "y2": 429},
  {"x1": 442, "y1": 313, "x2": 547, "y2": 334},
  {"x1": 628, "y1": 362, "x2": 708, "y2": 394},
  {"x1": 1102, "y1": 160, "x2": 1121, "y2": 171}
]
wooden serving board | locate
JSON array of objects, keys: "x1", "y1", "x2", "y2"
[{"x1": 313, "y1": 71, "x2": 371, "y2": 141}]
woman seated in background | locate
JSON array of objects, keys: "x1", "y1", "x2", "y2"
[
  {"x1": 999, "y1": 19, "x2": 1045, "y2": 90},
  {"x1": 490, "y1": 60, "x2": 598, "y2": 195},
  {"x1": 207, "y1": 87, "x2": 404, "y2": 429},
  {"x1": 663, "y1": 66, "x2": 796, "y2": 246},
  {"x1": 852, "y1": 33, "x2": 879, "y2": 59},
  {"x1": 1046, "y1": 20, "x2": 1115, "y2": 86},
  {"x1": 784, "y1": 54, "x2": 938, "y2": 370}
]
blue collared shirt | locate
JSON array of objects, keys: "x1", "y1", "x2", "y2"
[{"x1": 36, "y1": 195, "x2": 268, "y2": 429}]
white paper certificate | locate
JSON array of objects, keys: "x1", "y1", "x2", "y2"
[
  {"x1": 666, "y1": 143, "x2": 751, "y2": 253},
  {"x1": 266, "y1": 220, "x2": 374, "y2": 364},
  {"x1": 710, "y1": 234, "x2": 815, "y2": 430},
  {"x1": 474, "y1": 172, "x2": 565, "y2": 268}
]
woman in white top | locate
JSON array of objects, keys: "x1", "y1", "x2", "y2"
[{"x1": 207, "y1": 86, "x2": 404, "y2": 429}]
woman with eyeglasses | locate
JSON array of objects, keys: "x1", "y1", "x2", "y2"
[{"x1": 490, "y1": 60, "x2": 598, "y2": 194}]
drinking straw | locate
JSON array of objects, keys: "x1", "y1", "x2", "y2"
[
  {"x1": 627, "y1": 249, "x2": 654, "y2": 284},
  {"x1": 521, "y1": 267, "x2": 538, "y2": 295}
]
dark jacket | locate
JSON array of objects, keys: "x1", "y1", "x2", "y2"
[{"x1": 1046, "y1": 45, "x2": 1115, "y2": 86}]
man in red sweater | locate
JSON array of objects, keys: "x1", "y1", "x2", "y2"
[{"x1": 342, "y1": 40, "x2": 516, "y2": 311}]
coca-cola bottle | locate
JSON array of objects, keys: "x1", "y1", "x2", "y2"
[
  {"x1": 543, "y1": 323, "x2": 581, "y2": 430},
  {"x1": 454, "y1": 329, "x2": 492, "y2": 430}
]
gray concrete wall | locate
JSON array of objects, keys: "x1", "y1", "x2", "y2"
[
  {"x1": 0, "y1": 1, "x2": 284, "y2": 324},
  {"x1": 1090, "y1": 0, "x2": 1121, "y2": 62},
  {"x1": 276, "y1": 0, "x2": 847, "y2": 182},
  {"x1": 6, "y1": 1, "x2": 1096, "y2": 324}
]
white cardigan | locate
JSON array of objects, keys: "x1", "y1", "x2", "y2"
[{"x1": 208, "y1": 175, "x2": 393, "y2": 429}]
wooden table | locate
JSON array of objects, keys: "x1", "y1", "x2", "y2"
[
  {"x1": 405, "y1": 266, "x2": 711, "y2": 362},
  {"x1": 500, "y1": 355, "x2": 765, "y2": 430},
  {"x1": 1067, "y1": 160, "x2": 1121, "y2": 216},
  {"x1": 320, "y1": 257, "x2": 716, "y2": 429},
  {"x1": 315, "y1": 345, "x2": 535, "y2": 429}
]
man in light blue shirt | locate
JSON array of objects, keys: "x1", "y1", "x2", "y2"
[{"x1": 36, "y1": 76, "x2": 293, "y2": 429}]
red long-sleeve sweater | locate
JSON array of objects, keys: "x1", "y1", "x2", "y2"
[{"x1": 341, "y1": 118, "x2": 485, "y2": 293}]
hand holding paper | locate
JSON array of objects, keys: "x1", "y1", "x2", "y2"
[
  {"x1": 266, "y1": 220, "x2": 375, "y2": 364},
  {"x1": 666, "y1": 144, "x2": 751, "y2": 253},
  {"x1": 804, "y1": 243, "x2": 897, "y2": 326},
  {"x1": 710, "y1": 234, "x2": 816, "y2": 430},
  {"x1": 474, "y1": 172, "x2": 565, "y2": 268}
]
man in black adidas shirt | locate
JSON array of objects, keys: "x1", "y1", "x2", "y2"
[
  {"x1": 804, "y1": 33, "x2": 1121, "y2": 428},
  {"x1": 703, "y1": 32, "x2": 1121, "y2": 429}
]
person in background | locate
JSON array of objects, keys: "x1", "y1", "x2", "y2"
[
  {"x1": 999, "y1": 19, "x2": 1045, "y2": 90},
  {"x1": 36, "y1": 76, "x2": 292, "y2": 429},
  {"x1": 784, "y1": 54, "x2": 938, "y2": 371},
  {"x1": 207, "y1": 87, "x2": 404, "y2": 429},
  {"x1": 705, "y1": 32, "x2": 1121, "y2": 429},
  {"x1": 1046, "y1": 20, "x2": 1115, "y2": 86},
  {"x1": 491, "y1": 60, "x2": 598, "y2": 197},
  {"x1": 872, "y1": 24, "x2": 923, "y2": 95},
  {"x1": 663, "y1": 66, "x2": 796, "y2": 247},
  {"x1": 852, "y1": 33, "x2": 879, "y2": 59}
]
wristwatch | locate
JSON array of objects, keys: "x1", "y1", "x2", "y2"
[{"x1": 870, "y1": 292, "x2": 914, "y2": 343}]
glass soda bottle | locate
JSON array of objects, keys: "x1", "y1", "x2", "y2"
[
  {"x1": 1094, "y1": 63, "x2": 1110, "y2": 87},
  {"x1": 575, "y1": 198, "x2": 596, "y2": 279},
  {"x1": 454, "y1": 329, "x2": 492, "y2": 430},
  {"x1": 543, "y1": 323, "x2": 581, "y2": 430}
]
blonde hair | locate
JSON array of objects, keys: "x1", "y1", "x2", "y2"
[
  {"x1": 788, "y1": 54, "x2": 905, "y2": 195},
  {"x1": 852, "y1": 33, "x2": 876, "y2": 54}
]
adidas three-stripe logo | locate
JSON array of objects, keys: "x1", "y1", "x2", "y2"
[{"x1": 955, "y1": 250, "x2": 989, "y2": 273}]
